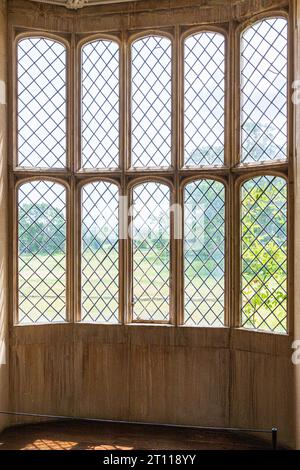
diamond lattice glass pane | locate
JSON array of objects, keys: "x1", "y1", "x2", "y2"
[
  {"x1": 131, "y1": 36, "x2": 172, "y2": 168},
  {"x1": 241, "y1": 176, "x2": 287, "y2": 333},
  {"x1": 81, "y1": 40, "x2": 119, "y2": 168},
  {"x1": 81, "y1": 182, "x2": 119, "y2": 323},
  {"x1": 132, "y1": 183, "x2": 170, "y2": 321},
  {"x1": 184, "y1": 180, "x2": 225, "y2": 326},
  {"x1": 17, "y1": 38, "x2": 66, "y2": 168},
  {"x1": 18, "y1": 181, "x2": 66, "y2": 323},
  {"x1": 241, "y1": 18, "x2": 287, "y2": 163},
  {"x1": 184, "y1": 33, "x2": 225, "y2": 166}
]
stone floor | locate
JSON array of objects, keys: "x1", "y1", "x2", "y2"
[{"x1": 0, "y1": 420, "x2": 275, "y2": 450}]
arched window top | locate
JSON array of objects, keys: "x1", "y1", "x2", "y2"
[
  {"x1": 18, "y1": 179, "x2": 67, "y2": 207},
  {"x1": 241, "y1": 16, "x2": 287, "y2": 38},
  {"x1": 17, "y1": 35, "x2": 66, "y2": 60},
  {"x1": 18, "y1": 35, "x2": 66, "y2": 50},
  {"x1": 240, "y1": 17, "x2": 288, "y2": 164},
  {"x1": 17, "y1": 36, "x2": 67, "y2": 169},
  {"x1": 184, "y1": 29, "x2": 225, "y2": 44},
  {"x1": 183, "y1": 177, "x2": 225, "y2": 195},
  {"x1": 81, "y1": 36, "x2": 119, "y2": 49},
  {"x1": 131, "y1": 33, "x2": 171, "y2": 48}
]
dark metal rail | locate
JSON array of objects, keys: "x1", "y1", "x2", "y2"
[{"x1": 0, "y1": 410, "x2": 278, "y2": 450}]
